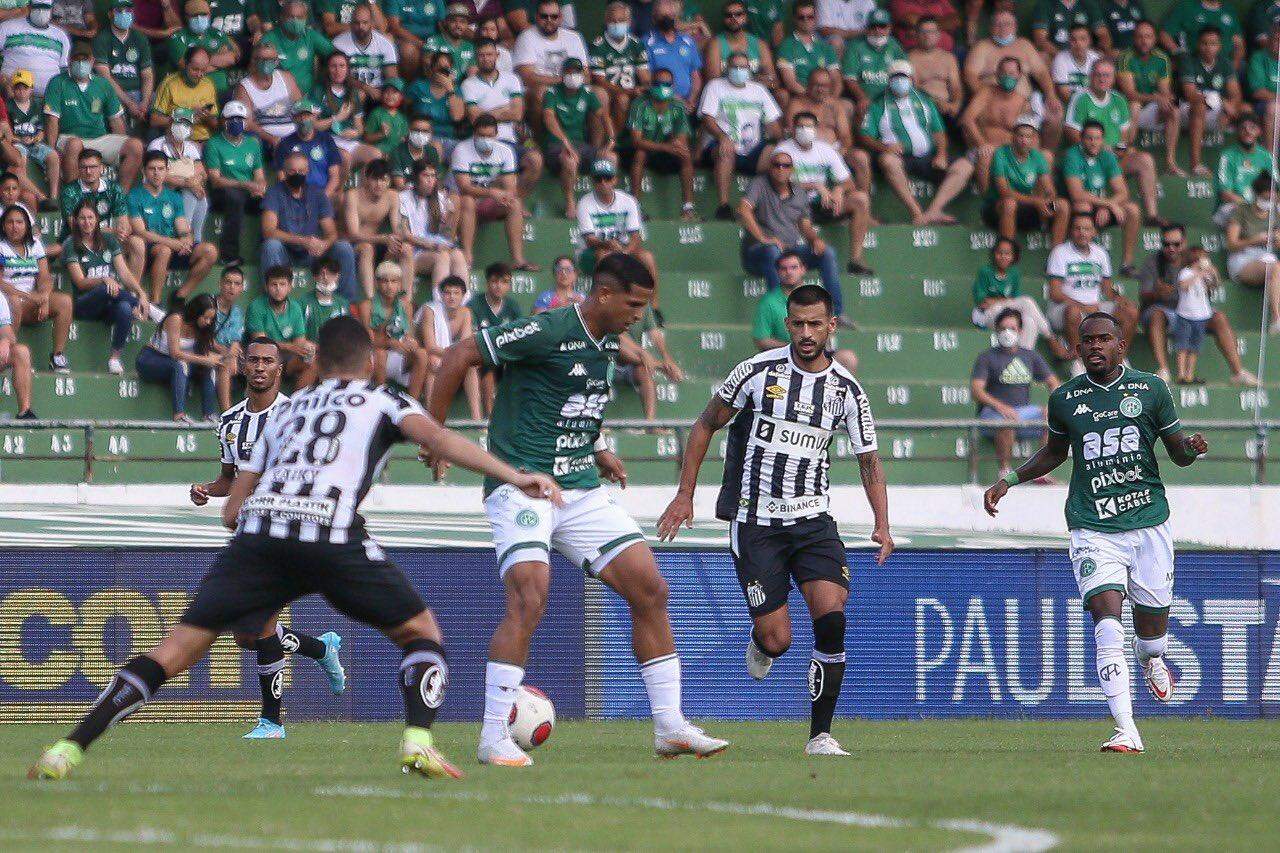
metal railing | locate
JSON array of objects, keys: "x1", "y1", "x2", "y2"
[{"x1": 0, "y1": 417, "x2": 1273, "y2": 485}]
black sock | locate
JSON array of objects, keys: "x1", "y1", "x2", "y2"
[
  {"x1": 400, "y1": 639, "x2": 448, "y2": 729},
  {"x1": 809, "y1": 611, "x2": 847, "y2": 740},
  {"x1": 68, "y1": 655, "x2": 166, "y2": 749},
  {"x1": 277, "y1": 624, "x2": 326, "y2": 660},
  {"x1": 255, "y1": 634, "x2": 286, "y2": 725}
]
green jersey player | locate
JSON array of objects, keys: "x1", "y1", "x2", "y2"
[
  {"x1": 428, "y1": 254, "x2": 728, "y2": 767},
  {"x1": 984, "y1": 312, "x2": 1208, "y2": 754}
]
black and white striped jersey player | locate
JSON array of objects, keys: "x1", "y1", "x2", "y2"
[{"x1": 659, "y1": 284, "x2": 892, "y2": 757}]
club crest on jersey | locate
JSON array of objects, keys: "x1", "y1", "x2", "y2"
[
  {"x1": 823, "y1": 394, "x2": 845, "y2": 417},
  {"x1": 1120, "y1": 396, "x2": 1142, "y2": 418},
  {"x1": 746, "y1": 581, "x2": 766, "y2": 609}
]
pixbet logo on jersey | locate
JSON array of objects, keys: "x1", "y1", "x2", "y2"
[{"x1": 1090, "y1": 464, "x2": 1143, "y2": 493}]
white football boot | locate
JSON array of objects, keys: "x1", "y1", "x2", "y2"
[
  {"x1": 655, "y1": 723, "x2": 730, "y2": 759},
  {"x1": 745, "y1": 635, "x2": 773, "y2": 680},
  {"x1": 805, "y1": 733, "x2": 851, "y2": 756},
  {"x1": 1135, "y1": 641, "x2": 1175, "y2": 703},
  {"x1": 1100, "y1": 727, "x2": 1145, "y2": 753},
  {"x1": 477, "y1": 735, "x2": 533, "y2": 767}
]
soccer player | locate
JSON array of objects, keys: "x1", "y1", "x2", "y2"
[
  {"x1": 983, "y1": 312, "x2": 1208, "y2": 754},
  {"x1": 428, "y1": 253, "x2": 729, "y2": 766},
  {"x1": 189, "y1": 336, "x2": 347, "y2": 739},
  {"x1": 657, "y1": 284, "x2": 892, "y2": 756},
  {"x1": 30, "y1": 316, "x2": 563, "y2": 782}
]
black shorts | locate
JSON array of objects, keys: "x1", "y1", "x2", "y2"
[
  {"x1": 903, "y1": 154, "x2": 944, "y2": 183},
  {"x1": 729, "y1": 515, "x2": 849, "y2": 617},
  {"x1": 182, "y1": 532, "x2": 426, "y2": 635},
  {"x1": 981, "y1": 199, "x2": 1045, "y2": 231}
]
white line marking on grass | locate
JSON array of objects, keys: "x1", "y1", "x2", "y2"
[
  {"x1": 0, "y1": 826, "x2": 445, "y2": 852},
  {"x1": 313, "y1": 784, "x2": 1059, "y2": 851}
]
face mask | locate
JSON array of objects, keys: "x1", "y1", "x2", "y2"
[
  {"x1": 285, "y1": 172, "x2": 306, "y2": 189},
  {"x1": 315, "y1": 277, "x2": 338, "y2": 296},
  {"x1": 564, "y1": 72, "x2": 584, "y2": 90},
  {"x1": 889, "y1": 76, "x2": 911, "y2": 97},
  {"x1": 224, "y1": 117, "x2": 244, "y2": 136},
  {"x1": 996, "y1": 328, "x2": 1020, "y2": 349},
  {"x1": 28, "y1": 8, "x2": 51, "y2": 26},
  {"x1": 606, "y1": 21, "x2": 628, "y2": 39},
  {"x1": 409, "y1": 130, "x2": 431, "y2": 148},
  {"x1": 113, "y1": 10, "x2": 133, "y2": 28},
  {"x1": 795, "y1": 126, "x2": 816, "y2": 147},
  {"x1": 71, "y1": 60, "x2": 92, "y2": 80},
  {"x1": 298, "y1": 118, "x2": 315, "y2": 135},
  {"x1": 258, "y1": 59, "x2": 279, "y2": 75},
  {"x1": 1258, "y1": 199, "x2": 1273, "y2": 213},
  {"x1": 999, "y1": 75, "x2": 1018, "y2": 92},
  {"x1": 189, "y1": 15, "x2": 209, "y2": 33},
  {"x1": 652, "y1": 82, "x2": 673, "y2": 101},
  {"x1": 993, "y1": 33, "x2": 1015, "y2": 46},
  {"x1": 727, "y1": 67, "x2": 750, "y2": 86},
  {"x1": 172, "y1": 123, "x2": 192, "y2": 141},
  {"x1": 282, "y1": 17, "x2": 305, "y2": 37},
  {"x1": 866, "y1": 34, "x2": 888, "y2": 49},
  {"x1": 474, "y1": 137, "x2": 494, "y2": 156}
]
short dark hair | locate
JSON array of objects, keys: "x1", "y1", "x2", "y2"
[
  {"x1": 1080, "y1": 311, "x2": 1121, "y2": 334},
  {"x1": 793, "y1": 110, "x2": 817, "y2": 126},
  {"x1": 917, "y1": 15, "x2": 938, "y2": 28},
  {"x1": 1161, "y1": 222, "x2": 1186, "y2": 239},
  {"x1": 485, "y1": 261, "x2": 511, "y2": 280},
  {"x1": 78, "y1": 149, "x2": 103, "y2": 164},
  {"x1": 1068, "y1": 21, "x2": 1091, "y2": 34},
  {"x1": 265, "y1": 264, "x2": 292, "y2": 284},
  {"x1": 245, "y1": 335, "x2": 282, "y2": 357},
  {"x1": 994, "y1": 307, "x2": 1022, "y2": 329},
  {"x1": 786, "y1": 283, "x2": 833, "y2": 315},
  {"x1": 1198, "y1": 24, "x2": 1222, "y2": 40},
  {"x1": 317, "y1": 315, "x2": 373, "y2": 372},
  {"x1": 775, "y1": 248, "x2": 806, "y2": 270},
  {"x1": 312, "y1": 256, "x2": 340, "y2": 276},
  {"x1": 1252, "y1": 172, "x2": 1273, "y2": 197},
  {"x1": 592, "y1": 252, "x2": 654, "y2": 292},
  {"x1": 475, "y1": 37, "x2": 499, "y2": 51},
  {"x1": 440, "y1": 274, "x2": 467, "y2": 292},
  {"x1": 1081, "y1": 119, "x2": 1105, "y2": 136},
  {"x1": 363, "y1": 158, "x2": 391, "y2": 180},
  {"x1": 1240, "y1": 112, "x2": 1263, "y2": 128},
  {"x1": 143, "y1": 150, "x2": 169, "y2": 167},
  {"x1": 1069, "y1": 210, "x2": 1095, "y2": 229},
  {"x1": 221, "y1": 264, "x2": 244, "y2": 282},
  {"x1": 0, "y1": 171, "x2": 19, "y2": 184},
  {"x1": 473, "y1": 113, "x2": 499, "y2": 133},
  {"x1": 992, "y1": 236, "x2": 1021, "y2": 263}
]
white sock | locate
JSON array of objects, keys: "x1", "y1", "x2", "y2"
[
  {"x1": 480, "y1": 661, "x2": 524, "y2": 745},
  {"x1": 640, "y1": 653, "x2": 685, "y2": 733},
  {"x1": 1094, "y1": 618, "x2": 1136, "y2": 734},
  {"x1": 1135, "y1": 634, "x2": 1167, "y2": 664}
]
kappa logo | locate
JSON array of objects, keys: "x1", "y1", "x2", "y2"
[
  {"x1": 569, "y1": 362, "x2": 588, "y2": 377},
  {"x1": 746, "y1": 581, "x2": 766, "y2": 609},
  {"x1": 1073, "y1": 403, "x2": 1092, "y2": 416}
]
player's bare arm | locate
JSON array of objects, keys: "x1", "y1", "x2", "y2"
[
  {"x1": 983, "y1": 432, "x2": 1070, "y2": 516},
  {"x1": 423, "y1": 335, "x2": 485, "y2": 477},
  {"x1": 222, "y1": 470, "x2": 262, "y2": 531},
  {"x1": 856, "y1": 450, "x2": 893, "y2": 564},
  {"x1": 191, "y1": 462, "x2": 237, "y2": 506},
  {"x1": 1163, "y1": 431, "x2": 1209, "y2": 467},
  {"x1": 657, "y1": 394, "x2": 737, "y2": 541}
]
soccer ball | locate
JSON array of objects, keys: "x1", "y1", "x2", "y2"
[{"x1": 508, "y1": 685, "x2": 555, "y2": 750}]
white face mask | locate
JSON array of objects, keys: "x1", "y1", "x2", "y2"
[
  {"x1": 315, "y1": 277, "x2": 338, "y2": 296},
  {"x1": 1257, "y1": 198, "x2": 1274, "y2": 213},
  {"x1": 474, "y1": 137, "x2": 494, "y2": 156},
  {"x1": 408, "y1": 130, "x2": 431, "y2": 148},
  {"x1": 172, "y1": 123, "x2": 192, "y2": 141},
  {"x1": 727, "y1": 67, "x2": 750, "y2": 86},
  {"x1": 888, "y1": 76, "x2": 911, "y2": 97},
  {"x1": 29, "y1": 7, "x2": 51, "y2": 26},
  {"x1": 996, "y1": 328, "x2": 1020, "y2": 349},
  {"x1": 867, "y1": 34, "x2": 888, "y2": 49},
  {"x1": 794, "y1": 126, "x2": 817, "y2": 147},
  {"x1": 564, "y1": 72, "x2": 584, "y2": 90}
]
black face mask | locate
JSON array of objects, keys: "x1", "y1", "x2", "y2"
[
  {"x1": 656, "y1": 15, "x2": 676, "y2": 31},
  {"x1": 285, "y1": 172, "x2": 306, "y2": 189}
]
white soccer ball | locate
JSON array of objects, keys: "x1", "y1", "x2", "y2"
[{"x1": 508, "y1": 685, "x2": 555, "y2": 750}]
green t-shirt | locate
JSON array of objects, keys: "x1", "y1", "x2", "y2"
[
  {"x1": 746, "y1": 0, "x2": 785, "y2": 40},
  {"x1": 1098, "y1": 0, "x2": 1146, "y2": 50},
  {"x1": 318, "y1": 0, "x2": 361, "y2": 26},
  {"x1": 204, "y1": 132, "x2": 265, "y2": 182},
  {"x1": 91, "y1": 27, "x2": 152, "y2": 96},
  {"x1": 470, "y1": 292, "x2": 523, "y2": 330},
  {"x1": 840, "y1": 36, "x2": 907, "y2": 100},
  {"x1": 1047, "y1": 367, "x2": 1181, "y2": 532},
  {"x1": 246, "y1": 294, "x2": 307, "y2": 341},
  {"x1": 626, "y1": 93, "x2": 692, "y2": 142},
  {"x1": 209, "y1": 0, "x2": 252, "y2": 37},
  {"x1": 862, "y1": 89, "x2": 943, "y2": 157},
  {"x1": 1061, "y1": 144, "x2": 1122, "y2": 195},
  {"x1": 751, "y1": 287, "x2": 788, "y2": 342},
  {"x1": 972, "y1": 264, "x2": 1022, "y2": 304},
  {"x1": 1248, "y1": 0, "x2": 1280, "y2": 45},
  {"x1": 989, "y1": 145, "x2": 1050, "y2": 200},
  {"x1": 1118, "y1": 47, "x2": 1171, "y2": 95},
  {"x1": 366, "y1": 106, "x2": 408, "y2": 154},
  {"x1": 370, "y1": 295, "x2": 411, "y2": 340},
  {"x1": 1178, "y1": 53, "x2": 1233, "y2": 94},
  {"x1": 422, "y1": 34, "x2": 475, "y2": 82},
  {"x1": 1216, "y1": 143, "x2": 1273, "y2": 202},
  {"x1": 4, "y1": 95, "x2": 43, "y2": 142},
  {"x1": 262, "y1": 28, "x2": 334, "y2": 95},
  {"x1": 389, "y1": 142, "x2": 441, "y2": 184},
  {"x1": 589, "y1": 33, "x2": 647, "y2": 88},
  {"x1": 382, "y1": 0, "x2": 443, "y2": 39},
  {"x1": 543, "y1": 84, "x2": 601, "y2": 144},
  {"x1": 1065, "y1": 89, "x2": 1131, "y2": 147},
  {"x1": 62, "y1": 233, "x2": 123, "y2": 281},
  {"x1": 776, "y1": 34, "x2": 838, "y2": 86},
  {"x1": 1247, "y1": 48, "x2": 1279, "y2": 95},
  {"x1": 476, "y1": 306, "x2": 619, "y2": 493},
  {"x1": 301, "y1": 292, "x2": 350, "y2": 341},
  {"x1": 404, "y1": 80, "x2": 457, "y2": 139},
  {"x1": 1031, "y1": 0, "x2": 1101, "y2": 48},
  {"x1": 166, "y1": 28, "x2": 234, "y2": 91},
  {"x1": 127, "y1": 185, "x2": 185, "y2": 237},
  {"x1": 60, "y1": 179, "x2": 129, "y2": 226},
  {"x1": 1162, "y1": 0, "x2": 1241, "y2": 54},
  {"x1": 44, "y1": 73, "x2": 123, "y2": 139}
]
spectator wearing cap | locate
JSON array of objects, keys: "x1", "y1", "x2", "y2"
[
  {"x1": 841, "y1": 8, "x2": 907, "y2": 128},
  {"x1": 590, "y1": 2, "x2": 650, "y2": 135},
  {"x1": 644, "y1": 0, "x2": 703, "y2": 109},
  {"x1": 1117, "y1": 19, "x2": 1183, "y2": 178},
  {"x1": 147, "y1": 107, "x2": 210, "y2": 241},
  {"x1": 383, "y1": 0, "x2": 443, "y2": 80},
  {"x1": 1215, "y1": 114, "x2": 1273, "y2": 227},
  {"x1": 205, "y1": 99, "x2": 266, "y2": 266},
  {"x1": 423, "y1": 4, "x2": 478, "y2": 84},
  {"x1": 460, "y1": 37, "x2": 544, "y2": 198},
  {"x1": 776, "y1": 1, "x2": 838, "y2": 102},
  {"x1": 167, "y1": 0, "x2": 240, "y2": 95},
  {"x1": 544, "y1": 57, "x2": 609, "y2": 219},
  {"x1": 45, "y1": 44, "x2": 145, "y2": 190},
  {"x1": 152, "y1": 45, "x2": 220, "y2": 142},
  {"x1": 706, "y1": 0, "x2": 779, "y2": 95},
  {"x1": 816, "y1": 0, "x2": 878, "y2": 57},
  {"x1": 333, "y1": 1, "x2": 400, "y2": 101},
  {"x1": 699, "y1": 51, "x2": 781, "y2": 220},
  {"x1": 514, "y1": 0, "x2": 589, "y2": 135},
  {"x1": 983, "y1": 114, "x2": 1069, "y2": 245},
  {"x1": 0, "y1": 0, "x2": 71, "y2": 97},
  {"x1": 964, "y1": 9, "x2": 1064, "y2": 151},
  {"x1": 262, "y1": 148, "x2": 361, "y2": 304},
  {"x1": 1180, "y1": 25, "x2": 1245, "y2": 177},
  {"x1": 576, "y1": 158, "x2": 660, "y2": 298},
  {"x1": 274, "y1": 100, "x2": 343, "y2": 198},
  {"x1": 738, "y1": 149, "x2": 851, "y2": 327},
  {"x1": 365, "y1": 78, "x2": 409, "y2": 157},
  {"x1": 907, "y1": 16, "x2": 963, "y2": 124},
  {"x1": 858, "y1": 59, "x2": 974, "y2": 225},
  {"x1": 627, "y1": 66, "x2": 698, "y2": 221},
  {"x1": 92, "y1": 0, "x2": 154, "y2": 128},
  {"x1": 3, "y1": 68, "x2": 63, "y2": 207},
  {"x1": 128, "y1": 149, "x2": 220, "y2": 304},
  {"x1": 961, "y1": 56, "x2": 1037, "y2": 192},
  {"x1": 236, "y1": 42, "x2": 303, "y2": 152},
  {"x1": 261, "y1": 0, "x2": 335, "y2": 96},
  {"x1": 450, "y1": 113, "x2": 539, "y2": 271}
]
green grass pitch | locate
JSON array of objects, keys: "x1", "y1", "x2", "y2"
[{"x1": 3, "y1": 719, "x2": 1278, "y2": 850}]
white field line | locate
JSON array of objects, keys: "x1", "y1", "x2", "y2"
[
  {"x1": 312, "y1": 784, "x2": 1060, "y2": 852},
  {"x1": 0, "y1": 825, "x2": 445, "y2": 852}
]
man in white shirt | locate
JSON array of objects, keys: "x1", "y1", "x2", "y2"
[
  {"x1": 1046, "y1": 212, "x2": 1138, "y2": 366},
  {"x1": 332, "y1": 3, "x2": 399, "y2": 100},
  {"x1": 0, "y1": 0, "x2": 71, "y2": 96},
  {"x1": 1051, "y1": 24, "x2": 1098, "y2": 104},
  {"x1": 575, "y1": 159, "x2": 659, "y2": 302},
  {"x1": 816, "y1": 0, "x2": 876, "y2": 56},
  {"x1": 450, "y1": 114, "x2": 539, "y2": 272},
  {"x1": 461, "y1": 37, "x2": 544, "y2": 198},
  {"x1": 699, "y1": 52, "x2": 782, "y2": 220},
  {"x1": 513, "y1": 0, "x2": 588, "y2": 134}
]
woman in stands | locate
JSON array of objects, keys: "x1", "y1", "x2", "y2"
[
  {"x1": 970, "y1": 236, "x2": 1070, "y2": 358},
  {"x1": 63, "y1": 201, "x2": 155, "y2": 376},
  {"x1": 397, "y1": 161, "x2": 468, "y2": 299},
  {"x1": 0, "y1": 203, "x2": 73, "y2": 372},
  {"x1": 312, "y1": 51, "x2": 381, "y2": 184},
  {"x1": 136, "y1": 292, "x2": 220, "y2": 423}
]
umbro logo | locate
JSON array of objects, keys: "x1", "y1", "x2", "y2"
[
  {"x1": 1073, "y1": 404, "x2": 1091, "y2": 415},
  {"x1": 569, "y1": 362, "x2": 587, "y2": 376}
]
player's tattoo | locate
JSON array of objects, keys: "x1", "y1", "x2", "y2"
[
  {"x1": 856, "y1": 450, "x2": 884, "y2": 486},
  {"x1": 697, "y1": 395, "x2": 737, "y2": 431}
]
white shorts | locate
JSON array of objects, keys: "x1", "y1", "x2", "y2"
[
  {"x1": 1047, "y1": 299, "x2": 1115, "y2": 331},
  {"x1": 484, "y1": 483, "x2": 646, "y2": 577},
  {"x1": 0, "y1": 291, "x2": 11, "y2": 328},
  {"x1": 55, "y1": 133, "x2": 130, "y2": 164},
  {"x1": 1136, "y1": 101, "x2": 1163, "y2": 131},
  {"x1": 1179, "y1": 100, "x2": 1223, "y2": 130},
  {"x1": 1228, "y1": 246, "x2": 1272, "y2": 280},
  {"x1": 1069, "y1": 521, "x2": 1174, "y2": 612}
]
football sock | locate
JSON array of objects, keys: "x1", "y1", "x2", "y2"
[
  {"x1": 68, "y1": 655, "x2": 166, "y2": 749},
  {"x1": 1094, "y1": 617, "x2": 1135, "y2": 733},
  {"x1": 1135, "y1": 633, "x2": 1167, "y2": 664},
  {"x1": 640, "y1": 653, "x2": 685, "y2": 733},
  {"x1": 277, "y1": 623, "x2": 326, "y2": 660},
  {"x1": 255, "y1": 633, "x2": 287, "y2": 725},
  {"x1": 480, "y1": 661, "x2": 524, "y2": 744},
  {"x1": 400, "y1": 639, "x2": 448, "y2": 729},
  {"x1": 810, "y1": 611, "x2": 847, "y2": 739}
]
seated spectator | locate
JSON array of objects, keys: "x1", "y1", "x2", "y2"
[
  {"x1": 776, "y1": 1, "x2": 838, "y2": 103},
  {"x1": 212, "y1": 265, "x2": 246, "y2": 410},
  {"x1": 620, "y1": 302, "x2": 684, "y2": 424},
  {"x1": 451, "y1": 114, "x2": 538, "y2": 270},
  {"x1": 461, "y1": 38, "x2": 544, "y2": 199},
  {"x1": 320, "y1": 0, "x2": 386, "y2": 40},
  {"x1": 1215, "y1": 114, "x2": 1273, "y2": 227},
  {"x1": 475, "y1": 16, "x2": 515, "y2": 75},
  {"x1": 1224, "y1": 174, "x2": 1280, "y2": 335},
  {"x1": 1060, "y1": 120, "x2": 1141, "y2": 273},
  {"x1": 576, "y1": 158, "x2": 660, "y2": 298},
  {"x1": 274, "y1": 101, "x2": 343, "y2": 197},
  {"x1": 544, "y1": 57, "x2": 609, "y2": 219},
  {"x1": 333, "y1": 2, "x2": 400, "y2": 100},
  {"x1": 971, "y1": 236, "x2": 1068, "y2": 357},
  {"x1": 738, "y1": 150, "x2": 850, "y2": 327},
  {"x1": 0, "y1": 266, "x2": 34, "y2": 416},
  {"x1": 774, "y1": 111, "x2": 873, "y2": 274},
  {"x1": 1052, "y1": 23, "x2": 1099, "y2": 103},
  {"x1": 382, "y1": 0, "x2": 437, "y2": 79},
  {"x1": 403, "y1": 51, "x2": 464, "y2": 170},
  {"x1": 817, "y1": 0, "x2": 877, "y2": 56},
  {"x1": 962, "y1": 57, "x2": 1037, "y2": 191},
  {"x1": 470, "y1": 262, "x2": 521, "y2": 413},
  {"x1": 627, "y1": 67, "x2": 698, "y2": 220},
  {"x1": 3, "y1": 69, "x2": 62, "y2": 207},
  {"x1": 52, "y1": 0, "x2": 97, "y2": 41},
  {"x1": 167, "y1": 0, "x2": 240, "y2": 96},
  {"x1": 0, "y1": 0, "x2": 71, "y2": 97},
  {"x1": 534, "y1": 254, "x2": 585, "y2": 311},
  {"x1": 365, "y1": 78, "x2": 409, "y2": 159},
  {"x1": 1161, "y1": 0, "x2": 1244, "y2": 67},
  {"x1": 246, "y1": 264, "x2": 316, "y2": 379},
  {"x1": 1170, "y1": 245, "x2": 1218, "y2": 384},
  {"x1": 301, "y1": 257, "x2": 351, "y2": 343},
  {"x1": 151, "y1": 46, "x2": 220, "y2": 144},
  {"x1": 1180, "y1": 26, "x2": 1245, "y2": 176},
  {"x1": 344, "y1": 158, "x2": 402, "y2": 307},
  {"x1": 1046, "y1": 213, "x2": 1138, "y2": 370},
  {"x1": 423, "y1": 4, "x2": 478, "y2": 84},
  {"x1": 1248, "y1": 26, "x2": 1280, "y2": 150},
  {"x1": 262, "y1": 0, "x2": 334, "y2": 95},
  {"x1": 261, "y1": 149, "x2": 360, "y2": 304},
  {"x1": 1095, "y1": 0, "x2": 1146, "y2": 55},
  {"x1": 515, "y1": 0, "x2": 589, "y2": 132},
  {"x1": 785, "y1": 67, "x2": 870, "y2": 194},
  {"x1": 1139, "y1": 223, "x2": 1257, "y2": 384},
  {"x1": 129, "y1": 151, "x2": 219, "y2": 305},
  {"x1": 907, "y1": 17, "x2": 963, "y2": 125},
  {"x1": 313, "y1": 51, "x2": 383, "y2": 180},
  {"x1": 138, "y1": 293, "x2": 221, "y2": 422},
  {"x1": 369, "y1": 259, "x2": 429, "y2": 399},
  {"x1": 45, "y1": 45, "x2": 144, "y2": 189},
  {"x1": 391, "y1": 113, "x2": 444, "y2": 190},
  {"x1": 964, "y1": 9, "x2": 1064, "y2": 150},
  {"x1": 706, "y1": 0, "x2": 778, "y2": 94},
  {"x1": 1032, "y1": 0, "x2": 1099, "y2": 58},
  {"x1": 841, "y1": 8, "x2": 907, "y2": 127},
  {"x1": 753, "y1": 248, "x2": 858, "y2": 370},
  {"x1": 398, "y1": 160, "x2": 467, "y2": 295},
  {"x1": 92, "y1": 0, "x2": 155, "y2": 130},
  {"x1": 417, "y1": 273, "x2": 481, "y2": 416},
  {"x1": 63, "y1": 199, "x2": 152, "y2": 375},
  {"x1": 985, "y1": 116, "x2": 1070, "y2": 247},
  {"x1": 644, "y1": 0, "x2": 704, "y2": 110},
  {"x1": 742, "y1": 0, "x2": 783, "y2": 46},
  {"x1": 590, "y1": 1, "x2": 650, "y2": 133},
  {"x1": 859, "y1": 60, "x2": 975, "y2": 226},
  {"x1": 891, "y1": 0, "x2": 960, "y2": 52},
  {"x1": 970, "y1": 307, "x2": 1060, "y2": 479},
  {"x1": 59, "y1": 148, "x2": 143, "y2": 276},
  {"x1": 147, "y1": 108, "x2": 210, "y2": 242},
  {"x1": 699, "y1": 52, "x2": 781, "y2": 219},
  {"x1": 237, "y1": 43, "x2": 303, "y2": 152},
  {"x1": 1117, "y1": 20, "x2": 1183, "y2": 177},
  {"x1": 205, "y1": 101, "x2": 267, "y2": 267},
  {"x1": 0, "y1": 202, "x2": 72, "y2": 370}
]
